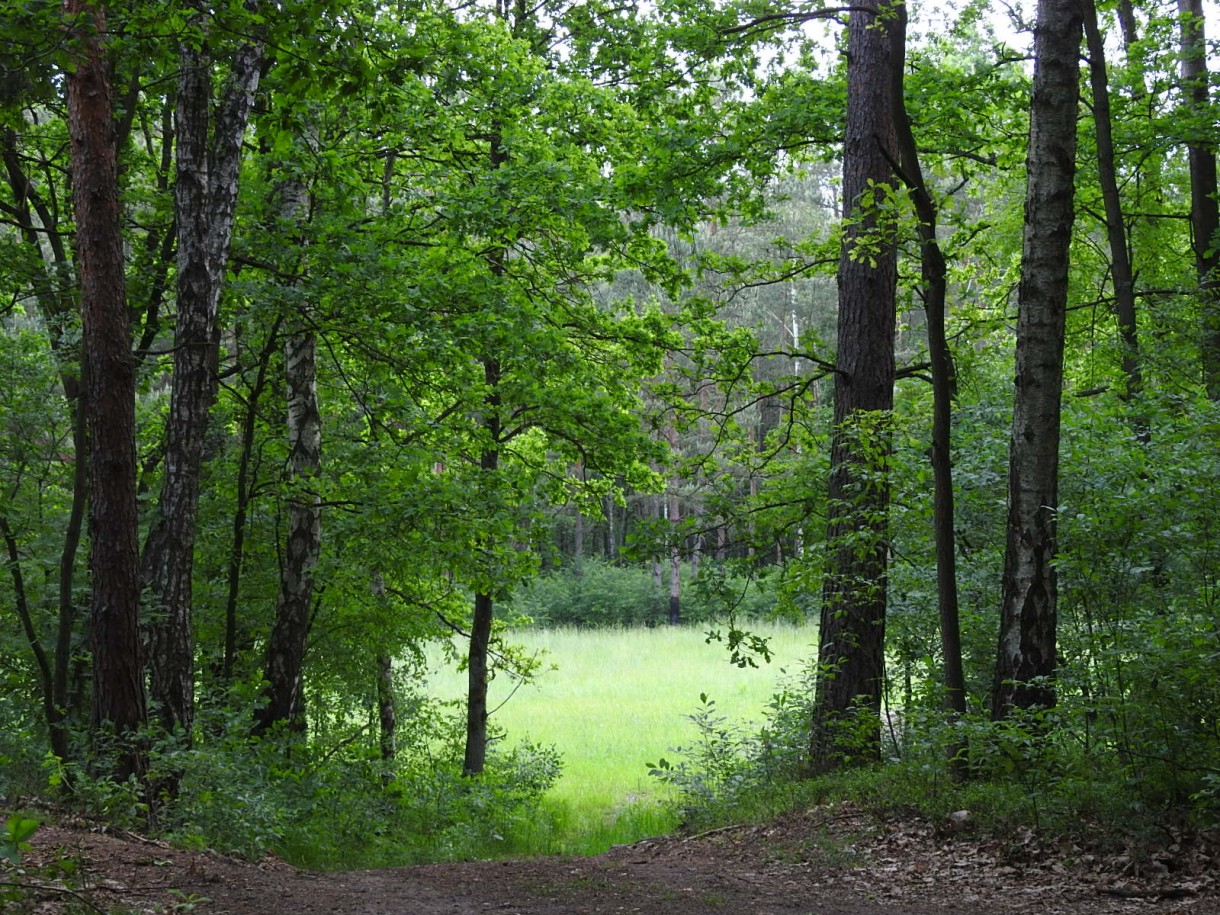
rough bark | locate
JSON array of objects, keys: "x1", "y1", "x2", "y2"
[
  {"x1": 1083, "y1": 0, "x2": 1143, "y2": 401},
  {"x1": 888, "y1": 3, "x2": 967, "y2": 766},
  {"x1": 254, "y1": 178, "x2": 322, "y2": 736},
  {"x1": 809, "y1": 0, "x2": 899, "y2": 773},
  {"x1": 142, "y1": 0, "x2": 262, "y2": 738},
  {"x1": 992, "y1": 0, "x2": 1082, "y2": 720},
  {"x1": 1177, "y1": 0, "x2": 1220, "y2": 397},
  {"x1": 65, "y1": 0, "x2": 147, "y2": 778}
]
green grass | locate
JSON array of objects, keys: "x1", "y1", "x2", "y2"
[{"x1": 424, "y1": 622, "x2": 817, "y2": 855}]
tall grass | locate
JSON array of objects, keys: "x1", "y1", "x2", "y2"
[{"x1": 424, "y1": 622, "x2": 817, "y2": 855}]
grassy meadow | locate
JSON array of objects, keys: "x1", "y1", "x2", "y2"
[{"x1": 424, "y1": 622, "x2": 817, "y2": 855}]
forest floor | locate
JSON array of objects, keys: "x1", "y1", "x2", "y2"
[{"x1": 8, "y1": 803, "x2": 1220, "y2": 915}]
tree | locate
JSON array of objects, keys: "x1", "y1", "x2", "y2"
[
  {"x1": 1176, "y1": 0, "x2": 1220, "y2": 397},
  {"x1": 141, "y1": 0, "x2": 263, "y2": 739},
  {"x1": 808, "y1": 0, "x2": 900, "y2": 772},
  {"x1": 64, "y1": 0, "x2": 146, "y2": 777},
  {"x1": 992, "y1": 0, "x2": 1082, "y2": 720},
  {"x1": 252, "y1": 171, "x2": 322, "y2": 737},
  {"x1": 1082, "y1": 0, "x2": 1142, "y2": 402},
  {"x1": 888, "y1": 2, "x2": 967, "y2": 766},
  {"x1": 1, "y1": 114, "x2": 87, "y2": 765}
]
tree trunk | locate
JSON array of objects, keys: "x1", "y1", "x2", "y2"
[
  {"x1": 53, "y1": 402, "x2": 89, "y2": 762},
  {"x1": 1, "y1": 517, "x2": 61, "y2": 746},
  {"x1": 888, "y1": 3, "x2": 967, "y2": 770},
  {"x1": 1116, "y1": 0, "x2": 1139, "y2": 47},
  {"x1": 463, "y1": 113, "x2": 510, "y2": 774},
  {"x1": 572, "y1": 463, "x2": 584, "y2": 568},
  {"x1": 689, "y1": 496, "x2": 703, "y2": 579},
  {"x1": 254, "y1": 176, "x2": 322, "y2": 737},
  {"x1": 66, "y1": 0, "x2": 147, "y2": 779},
  {"x1": 142, "y1": 0, "x2": 262, "y2": 739},
  {"x1": 992, "y1": 0, "x2": 1082, "y2": 720},
  {"x1": 464, "y1": 357, "x2": 503, "y2": 776},
  {"x1": 651, "y1": 490, "x2": 665, "y2": 620},
  {"x1": 464, "y1": 588, "x2": 495, "y2": 775},
  {"x1": 1, "y1": 129, "x2": 89, "y2": 763},
  {"x1": 1083, "y1": 0, "x2": 1143, "y2": 402},
  {"x1": 667, "y1": 491, "x2": 681, "y2": 624},
  {"x1": 1177, "y1": 0, "x2": 1220, "y2": 397},
  {"x1": 603, "y1": 493, "x2": 617, "y2": 561},
  {"x1": 665, "y1": 422, "x2": 682, "y2": 623},
  {"x1": 377, "y1": 654, "x2": 396, "y2": 764},
  {"x1": 222, "y1": 325, "x2": 279, "y2": 683},
  {"x1": 808, "y1": 0, "x2": 900, "y2": 774}
]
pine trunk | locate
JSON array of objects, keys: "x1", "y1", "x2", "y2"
[
  {"x1": 809, "y1": 0, "x2": 899, "y2": 773},
  {"x1": 66, "y1": 0, "x2": 147, "y2": 778}
]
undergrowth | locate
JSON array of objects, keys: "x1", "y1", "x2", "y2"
[
  {"x1": 20, "y1": 692, "x2": 563, "y2": 871},
  {"x1": 648, "y1": 662, "x2": 1220, "y2": 850}
]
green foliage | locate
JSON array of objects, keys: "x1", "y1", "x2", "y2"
[
  {"x1": 653, "y1": 622, "x2": 1220, "y2": 842},
  {"x1": 0, "y1": 702, "x2": 45, "y2": 800},
  {"x1": 1, "y1": 814, "x2": 39, "y2": 865},
  {"x1": 509, "y1": 560, "x2": 661, "y2": 628},
  {"x1": 34, "y1": 692, "x2": 560, "y2": 869},
  {"x1": 0, "y1": 812, "x2": 84, "y2": 915},
  {"x1": 507, "y1": 558, "x2": 775, "y2": 628},
  {"x1": 648, "y1": 674, "x2": 813, "y2": 829}
]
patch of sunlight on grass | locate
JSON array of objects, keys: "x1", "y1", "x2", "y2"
[{"x1": 424, "y1": 622, "x2": 817, "y2": 855}]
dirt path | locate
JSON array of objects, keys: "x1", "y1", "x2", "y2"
[{"x1": 13, "y1": 806, "x2": 1220, "y2": 914}]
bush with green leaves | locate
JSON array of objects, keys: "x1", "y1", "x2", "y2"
[
  {"x1": 141, "y1": 689, "x2": 560, "y2": 868},
  {"x1": 26, "y1": 680, "x2": 560, "y2": 869},
  {"x1": 508, "y1": 557, "x2": 776, "y2": 628},
  {"x1": 648, "y1": 669, "x2": 814, "y2": 828}
]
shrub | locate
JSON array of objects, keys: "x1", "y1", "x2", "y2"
[{"x1": 508, "y1": 558, "x2": 777, "y2": 628}]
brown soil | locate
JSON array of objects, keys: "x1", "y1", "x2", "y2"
[{"x1": 8, "y1": 805, "x2": 1219, "y2": 914}]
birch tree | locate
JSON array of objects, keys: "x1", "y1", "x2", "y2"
[
  {"x1": 993, "y1": 0, "x2": 1082, "y2": 720},
  {"x1": 141, "y1": 0, "x2": 262, "y2": 739}
]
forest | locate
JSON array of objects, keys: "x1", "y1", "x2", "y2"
[{"x1": 1, "y1": 0, "x2": 1219, "y2": 881}]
